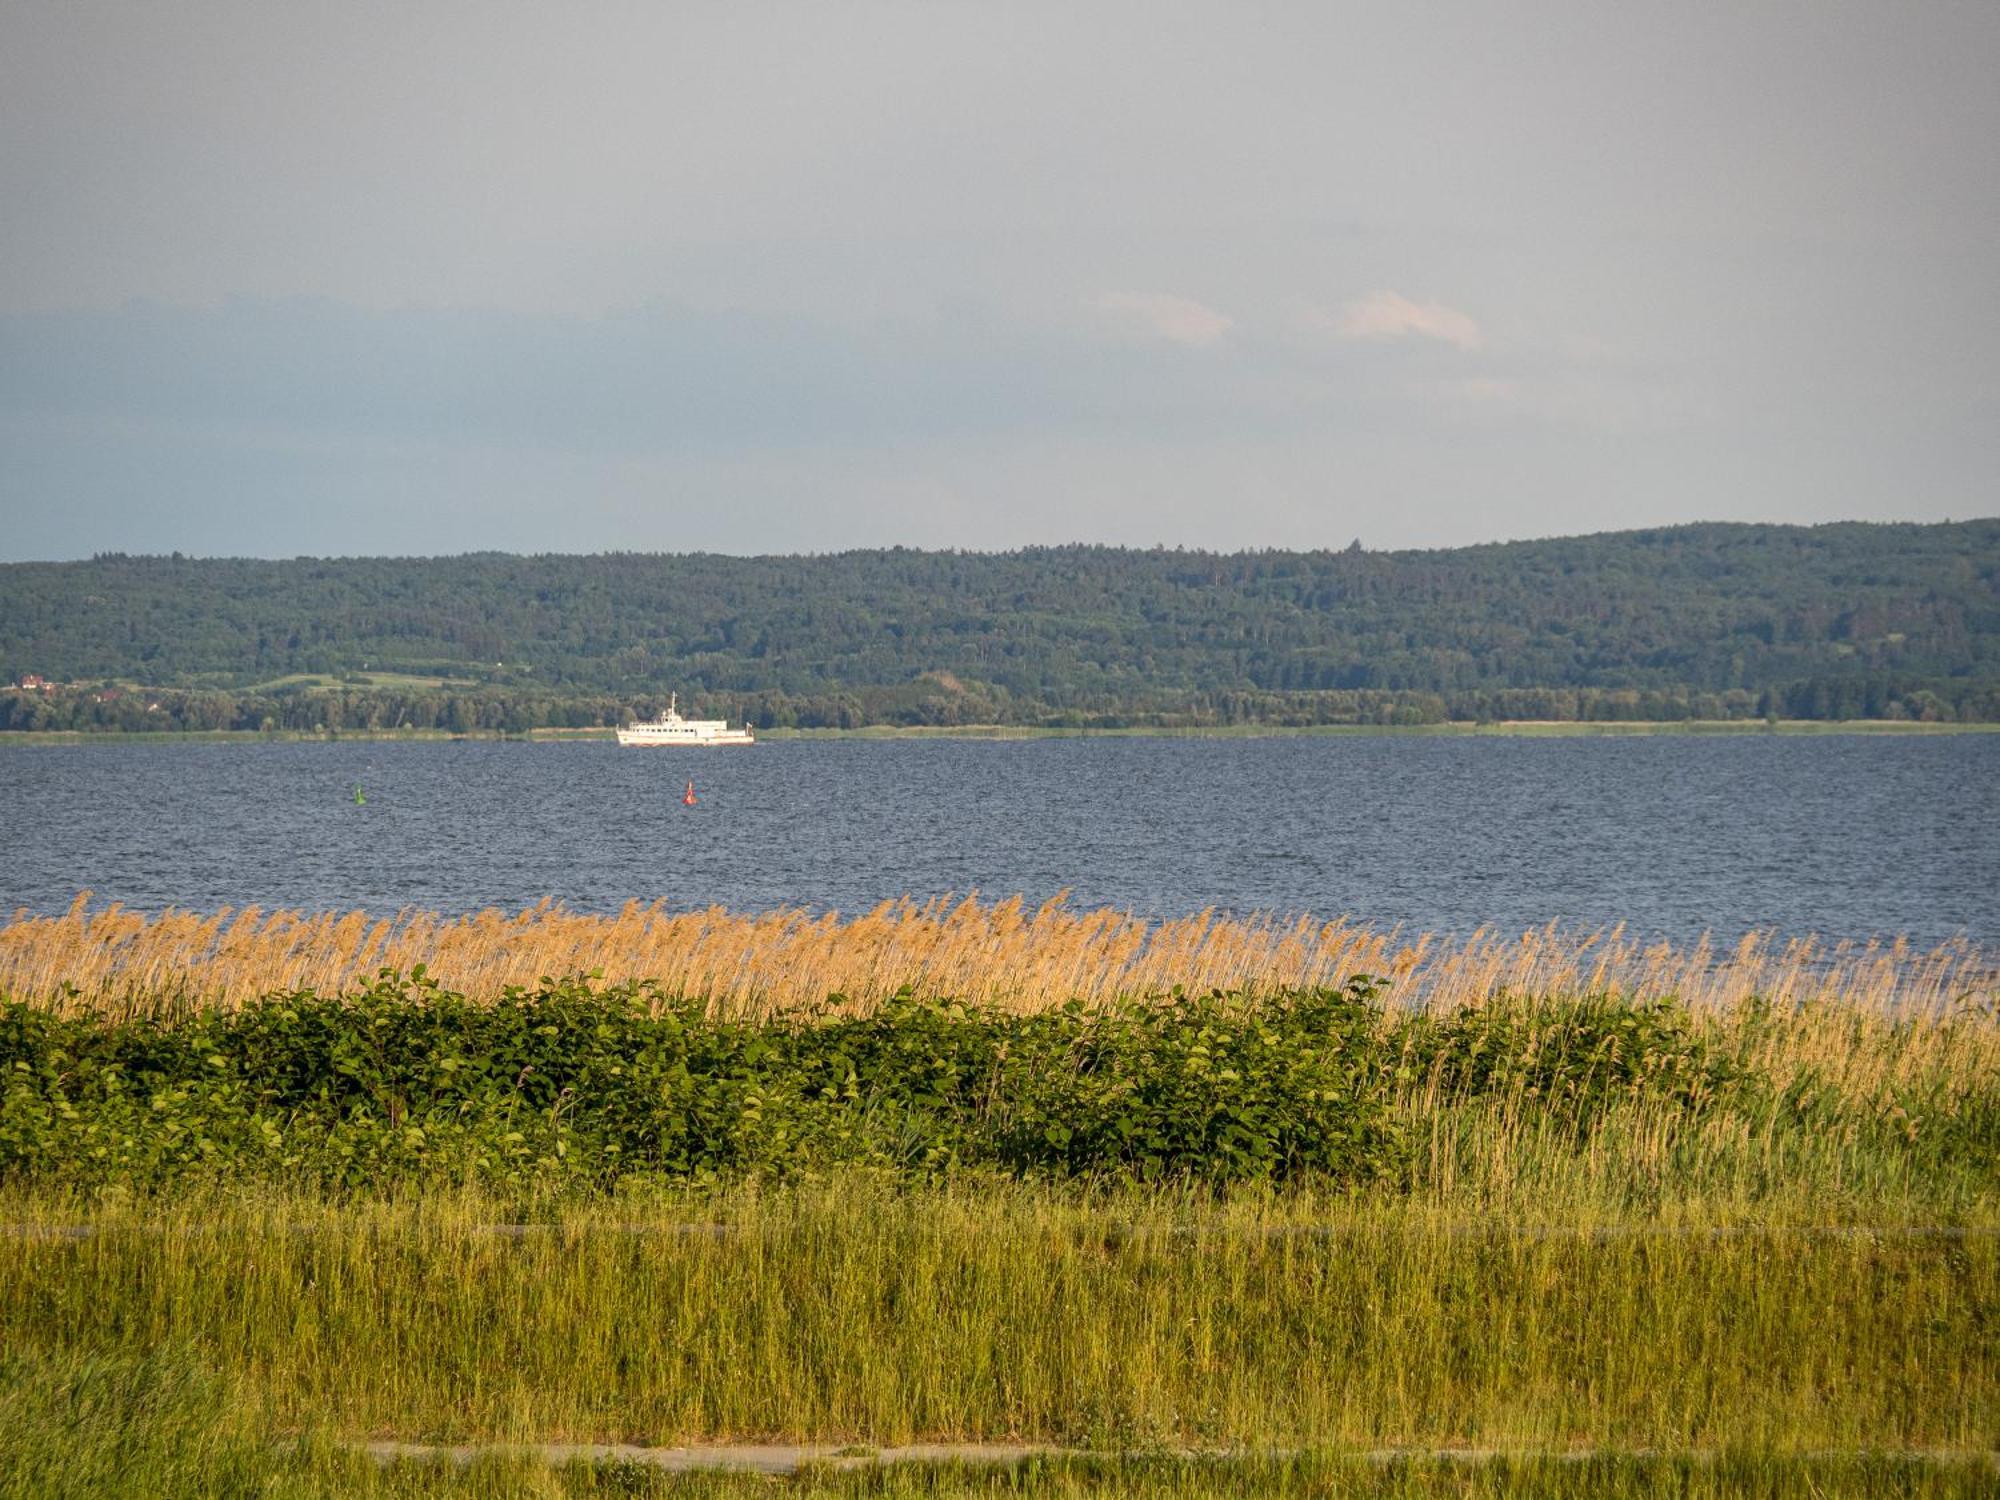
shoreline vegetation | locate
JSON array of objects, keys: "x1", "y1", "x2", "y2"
[
  {"x1": 7, "y1": 969, "x2": 1995, "y2": 1199},
  {"x1": 8, "y1": 527, "x2": 2000, "y2": 746},
  {"x1": 2, "y1": 903, "x2": 1994, "y2": 1495},
  {"x1": 4, "y1": 716, "x2": 1999, "y2": 746},
  {"x1": 4, "y1": 895, "x2": 1992, "y2": 1019},
  {"x1": 3, "y1": 980, "x2": 1997, "y2": 1495}
]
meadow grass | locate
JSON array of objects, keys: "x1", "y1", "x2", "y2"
[
  {"x1": 2, "y1": 991, "x2": 1994, "y2": 1469},
  {"x1": 0, "y1": 1176, "x2": 1991, "y2": 1453},
  {"x1": 1, "y1": 929, "x2": 1994, "y2": 1495},
  {"x1": 3, "y1": 1330, "x2": 1993, "y2": 1500}
]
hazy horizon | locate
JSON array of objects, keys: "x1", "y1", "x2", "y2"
[
  {"x1": 4, "y1": 2, "x2": 1995, "y2": 561},
  {"x1": 6, "y1": 513, "x2": 1996, "y2": 570}
]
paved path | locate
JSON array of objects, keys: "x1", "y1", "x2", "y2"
[
  {"x1": 356, "y1": 1441, "x2": 1999, "y2": 1476},
  {"x1": 11, "y1": 1221, "x2": 1998, "y2": 1242},
  {"x1": 361, "y1": 1441, "x2": 1062, "y2": 1474}
]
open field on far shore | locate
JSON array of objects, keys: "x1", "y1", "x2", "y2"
[
  {"x1": 237, "y1": 670, "x2": 470, "y2": 693},
  {"x1": 3, "y1": 717, "x2": 1997, "y2": 745}
]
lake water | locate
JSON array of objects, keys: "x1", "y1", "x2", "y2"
[{"x1": 3, "y1": 735, "x2": 1994, "y2": 946}]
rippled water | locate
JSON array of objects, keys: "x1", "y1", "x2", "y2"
[{"x1": 3, "y1": 735, "x2": 1994, "y2": 945}]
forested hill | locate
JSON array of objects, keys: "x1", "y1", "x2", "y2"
[{"x1": 4, "y1": 521, "x2": 1997, "y2": 730}]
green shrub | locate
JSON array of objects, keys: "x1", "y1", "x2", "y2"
[
  {"x1": 6, "y1": 976, "x2": 1987, "y2": 1197},
  {"x1": 1399, "y1": 994, "x2": 1745, "y2": 1126},
  {"x1": 0, "y1": 976, "x2": 1401, "y2": 1190}
]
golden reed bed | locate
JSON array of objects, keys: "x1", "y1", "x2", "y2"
[{"x1": 2, "y1": 892, "x2": 1992, "y2": 1023}]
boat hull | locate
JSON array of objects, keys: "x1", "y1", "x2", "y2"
[
  {"x1": 615, "y1": 728, "x2": 756, "y2": 747},
  {"x1": 618, "y1": 692, "x2": 755, "y2": 746}
]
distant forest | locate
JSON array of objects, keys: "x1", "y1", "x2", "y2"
[{"x1": 3, "y1": 521, "x2": 1997, "y2": 731}]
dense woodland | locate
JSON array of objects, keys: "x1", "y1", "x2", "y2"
[{"x1": 3, "y1": 521, "x2": 1996, "y2": 730}]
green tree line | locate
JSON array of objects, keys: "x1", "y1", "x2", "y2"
[{"x1": 3, "y1": 520, "x2": 1995, "y2": 728}]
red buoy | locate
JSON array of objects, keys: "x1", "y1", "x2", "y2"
[{"x1": 682, "y1": 779, "x2": 697, "y2": 807}]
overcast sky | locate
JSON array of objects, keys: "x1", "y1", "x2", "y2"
[{"x1": 2, "y1": 0, "x2": 1995, "y2": 559}]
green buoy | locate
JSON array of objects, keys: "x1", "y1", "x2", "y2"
[{"x1": 353, "y1": 783, "x2": 366, "y2": 805}]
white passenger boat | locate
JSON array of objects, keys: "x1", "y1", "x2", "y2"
[{"x1": 616, "y1": 694, "x2": 755, "y2": 747}]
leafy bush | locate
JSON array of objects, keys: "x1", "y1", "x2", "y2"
[
  {"x1": 7, "y1": 976, "x2": 1985, "y2": 1195},
  {"x1": 0, "y1": 975, "x2": 1401, "y2": 1190},
  {"x1": 1398, "y1": 994, "x2": 1746, "y2": 1127}
]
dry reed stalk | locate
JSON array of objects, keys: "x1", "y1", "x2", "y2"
[{"x1": 2, "y1": 895, "x2": 1993, "y2": 1040}]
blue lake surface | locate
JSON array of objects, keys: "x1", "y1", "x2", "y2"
[{"x1": 2, "y1": 735, "x2": 1994, "y2": 946}]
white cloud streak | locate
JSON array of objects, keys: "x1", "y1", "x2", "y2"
[
  {"x1": 1335, "y1": 290, "x2": 1484, "y2": 351},
  {"x1": 1094, "y1": 292, "x2": 1235, "y2": 347}
]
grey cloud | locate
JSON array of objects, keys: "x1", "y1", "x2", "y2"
[{"x1": 1, "y1": 1, "x2": 1996, "y2": 556}]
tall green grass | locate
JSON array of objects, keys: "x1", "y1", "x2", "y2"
[
  {"x1": 2, "y1": 1181, "x2": 1991, "y2": 1452},
  {"x1": 1, "y1": 979, "x2": 1993, "y2": 1491},
  {"x1": 3, "y1": 1335, "x2": 1992, "y2": 1500}
]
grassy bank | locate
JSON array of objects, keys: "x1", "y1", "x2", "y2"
[
  {"x1": 3, "y1": 977, "x2": 1992, "y2": 1491},
  {"x1": 2, "y1": 1186, "x2": 1993, "y2": 1458},
  {"x1": 0, "y1": 725, "x2": 618, "y2": 745},
  {"x1": 4, "y1": 718, "x2": 1997, "y2": 746},
  {"x1": 5, "y1": 1331, "x2": 1995, "y2": 1499},
  {"x1": 761, "y1": 718, "x2": 2000, "y2": 740}
]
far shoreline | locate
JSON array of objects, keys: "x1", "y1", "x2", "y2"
[{"x1": 3, "y1": 719, "x2": 1996, "y2": 746}]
